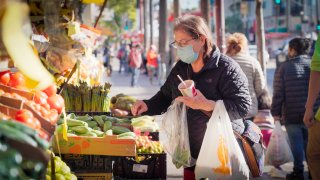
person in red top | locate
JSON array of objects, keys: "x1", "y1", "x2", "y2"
[
  {"x1": 128, "y1": 44, "x2": 142, "y2": 87},
  {"x1": 146, "y1": 45, "x2": 159, "y2": 84}
]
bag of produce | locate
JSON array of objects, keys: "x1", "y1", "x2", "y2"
[
  {"x1": 265, "y1": 121, "x2": 293, "y2": 166},
  {"x1": 160, "y1": 100, "x2": 195, "y2": 169},
  {"x1": 195, "y1": 100, "x2": 249, "y2": 179}
]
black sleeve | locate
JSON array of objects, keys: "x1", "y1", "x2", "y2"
[
  {"x1": 219, "y1": 61, "x2": 251, "y2": 120},
  {"x1": 271, "y1": 64, "x2": 285, "y2": 117},
  {"x1": 142, "y1": 65, "x2": 177, "y2": 115}
]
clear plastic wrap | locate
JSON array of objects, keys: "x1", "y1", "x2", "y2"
[{"x1": 159, "y1": 100, "x2": 195, "y2": 169}]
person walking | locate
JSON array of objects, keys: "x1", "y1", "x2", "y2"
[
  {"x1": 146, "y1": 44, "x2": 159, "y2": 84},
  {"x1": 304, "y1": 33, "x2": 320, "y2": 180},
  {"x1": 131, "y1": 15, "x2": 252, "y2": 179},
  {"x1": 117, "y1": 44, "x2": 129, "y2": 74},
  {"x1": 128, "y1": 44, "x2": 142, "y2": 87},
  {"x1": 271, "y1": 37, "x2": 315, "y2": 180},
  {"x1": 226, "y1": 32, "x2": 266, "y2": 120}
]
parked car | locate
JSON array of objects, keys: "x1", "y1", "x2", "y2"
[{"x1": 248, "y1": 45, "x2": 270, "y2": 63}]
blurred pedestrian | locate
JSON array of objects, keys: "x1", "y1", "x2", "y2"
[
  {"x1": 304, "y1": 33, "x2": 320, "y2": 180},
  {"x1": 271, "y1": 37, "x2": 315, "y2": 180},
  {"x1": 226, "y1": 32, "x2": 266, "y2": 121},
  {"x1": 146, "y1": 44, "x2": 159, "y2": 84},
  {"x1": 117, "y1": 44, "x2": 129, "y2": 74},
  {"x1": 128, "y1": 44, "x2": 142, "y2": 87},
  {"x1": 254, "y1": 88, "x2": 274, "y2": 147}
]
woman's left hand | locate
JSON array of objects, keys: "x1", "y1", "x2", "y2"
[{"x1": 176, "y1": 89, "x2": 215, "y2": 111}]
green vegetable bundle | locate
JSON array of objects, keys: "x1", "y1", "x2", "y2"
[{"x1": 60, "y1": 81, "x2": 111, "y2": 112}]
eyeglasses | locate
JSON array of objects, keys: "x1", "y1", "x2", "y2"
[{"x1": 170, "y1": 37, "x2": 197, "y2": 48}]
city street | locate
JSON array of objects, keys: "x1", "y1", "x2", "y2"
[{"x1": 105, "y1": 58, "x2": 308, "y2": 179}]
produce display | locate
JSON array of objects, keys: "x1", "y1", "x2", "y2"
[
  {"x1": 136, "y1": 136, "x2": 164, "y2": 154},
  {"x1": 131, "y1": 115, "x2": 159, "y2": 132},
  {"x1": 61, "y1": 81, "x2": 111, "y2": 112},
  {"x1": 110, "y1": 93, "x2": 136, "y2": 117},
  {"x1": 0, "y1": 119, "x2": 49, "y2": 179},
  {"x1": 57, "y1": 113, "x2": 134, "y2": 138},
  {"x1": 46, "y1": 155, "x2": 76, "y2": 180}
]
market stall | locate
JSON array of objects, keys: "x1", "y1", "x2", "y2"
[{"x1": 0, "y1": 1, "x2": 166, "y2": 179}]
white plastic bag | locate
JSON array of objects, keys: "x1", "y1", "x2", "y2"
[
  {"x1": 265, "y1": 121, "x2": 293, "y2": 166},
  {"x1": 159, "y1": 100, "x2": 196, "y2": 169},
  {"x1": 195, "y1": 100, "x2": 249, "y2": 180}
]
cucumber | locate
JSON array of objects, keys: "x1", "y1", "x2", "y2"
[
  {"x1": 0, "y1": 120, "x2": 36, "y2": 137},
  {"x1": 111, "y1": 126, "x2": 131, "y2": 135},
  {"x1": 103, "y1": 121, "x2": 112, "y2": 132},
  {"x1": 79, "y1": 132, "x2": 97, "y2": 137},
  {"x1": 93, "y1": 127, "x2": 101, "y2": 131},
  {"x1": 116, "y1": 118, "x2": 131, "y2": 124},
  {"x1": 0, "y1": 124, "x2": 37, "y2": 147},
  {"x1": 93, "y1": 116, "x2": 104, "y2": 127},
  {"x1": 69, "y1": 126, "x2": 92, "y2": 134},
  {"x1": 67, "y1": 113, "x2": 76, "y2": 119},
  {"x1": 67, "y1": 119, "x2": 88, "y2": 127},
  {"x1": 87, "y1": 121, "x2": 98, "y2": 128},
  {"x1": 92, "y1": 130, "x2": 104, "y2": 137},
  {"x1": 75, "y1": 115, "x2": 93, "y2": 122},
  {"x1": 117, "y1": 132, "x2": 136, "y2": 138}
]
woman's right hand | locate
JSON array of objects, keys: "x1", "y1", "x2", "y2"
[{"x1": 131, "y1": 100, "x2": 148, "y2": 116}]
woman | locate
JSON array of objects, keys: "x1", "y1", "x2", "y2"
[
  {"x1": 271, "y1": 37, "x2": 316, "y2": 180},
  {"x1": 128, "y1": 44, "x2": 142, "y2": 87},
  {"x1": 146, "y1": 45, "x2": 158, "y2": 84},
  {"x1": 226, "y1": 33, "x2": 266, "y2": 120},
  {"x1": 131, "y1": 15, "x2": 251, "y2": 179}
]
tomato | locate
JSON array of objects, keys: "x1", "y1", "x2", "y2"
[
  {"x1": 15, "y1": 109, "x2": 36, "y2": 129},
  {"x1": 0, "y1": 89, "x2": 4, "y2": 96},
  {"x1": 0, "y1": 72, "x2": 10, "y2": 85},
  {"x1": 8, "y1": 72, "x2": 26, "y2": 88},
  {"x1": 39, "y1": 107, "x2": 50, "y2": 118},
  {"x1": 41, "y1": 103, "x2": 50, "y2": 110},
  {"x1": 47, "y1": 94, "x2": 65, "y2": 114},
  {"x1": 43, "y1": 84, "x2": 57, "y2": 97},
  {"x1": 34, "y1": 118, "x2": 41, "y2": 129},
  {"x1": 48, "y1": 109, "x2": 59, "y2": 123},
  {"x1": 34, "y1": 91, "x2": 48, "y2": 105}
]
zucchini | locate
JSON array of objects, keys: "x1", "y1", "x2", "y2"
[
  {"x1": 117, "y1": 132, "x2": 136, "y2": 138},
  {"x1": 111, "y1": 126, "x2": 131, "y2": 135},
  {"x1": 67, "y1": 119, "x2": 88, "y2": 127},
  {"x1": 92, "y1": 130, "x2": 104, "y2": 137},
  {"x1": 87, "y1": 121, "x2": 98, "y2": 128},
  {"x1": 79, "y1": 132, "x2": 97, "y2": 137},
  {"x1": 69, "y1": 126, "x2": 92, "y2": 134},
  {"x1": 0, "y1": 124, "x2": 37, "y2": 147},
  {"x1": 75, "y1": 115, "x2": 93, "y2": 122},
  {"x1": 93, "y1": 116, "x2": 104, "y2": 127},
  {"x1": 103, "y1": 121, "x2": 112, "y2": 132}
]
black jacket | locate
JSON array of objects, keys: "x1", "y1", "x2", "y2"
[
  {"x1": 143, "y1": 47, "x2": 251, "y2": 159},
  {"x1": 271, "y1": 55, "x2": 320, "y2": 124}
]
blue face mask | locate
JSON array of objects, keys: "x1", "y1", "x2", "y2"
[{"x1": 177, "y1": 45, "x2": 199, "y2": 64}]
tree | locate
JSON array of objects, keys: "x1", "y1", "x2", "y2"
[
  {"x1": 225, "y1": 15, "x2": 244, "y2": 33},
  {"x1": 107, "y1": 0, "x2": 136, "y2": 31},
  {"x1": 174, "y1": 0, "x2": 180, "y2": 18},
  {"x1": 149, "y1": 0, "x2": 153, "y2": 45},
  {"x1": 256, "y1": 0, "x2": 267, "y2": 76},
  {"x1": 200, "y1": 0, "x2": 210, "y2": 27},
  {"x1": 158, "y1": 0, "x2": 168, "y2": 84}
]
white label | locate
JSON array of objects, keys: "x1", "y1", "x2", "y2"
[{"x1": 132, "y1": 164, "x2": 148, "y2": 173}]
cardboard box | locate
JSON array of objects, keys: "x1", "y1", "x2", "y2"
[
  {"x1": 53, "y1": 134, "x2": 136, "y2": 156},
  {"x1": 75, "y1": 173, "x2": 112, "y2": 180}
]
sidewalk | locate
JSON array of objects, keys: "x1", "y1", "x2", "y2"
[{"x1": 105, "y1": 58, "x2": 308, "y2": 179}]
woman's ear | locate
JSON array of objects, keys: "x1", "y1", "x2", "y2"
[{"x1": 199, "y1": 35, "x2": 206, "y2": 46}]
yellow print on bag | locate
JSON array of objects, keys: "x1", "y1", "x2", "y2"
[{"x1": 212, "y1": 136, "x2": 231, "y2": 175}]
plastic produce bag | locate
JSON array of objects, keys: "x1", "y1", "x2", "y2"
[
  {"x1": 195, "y1": 100, "x2": 249, "y2": 180},
  {"x1": 265, "y1": 121, "x2": 293, "y2": 166},
  {"x1": 159, "y1": 100, "x2": 195, "y2": 169}
]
